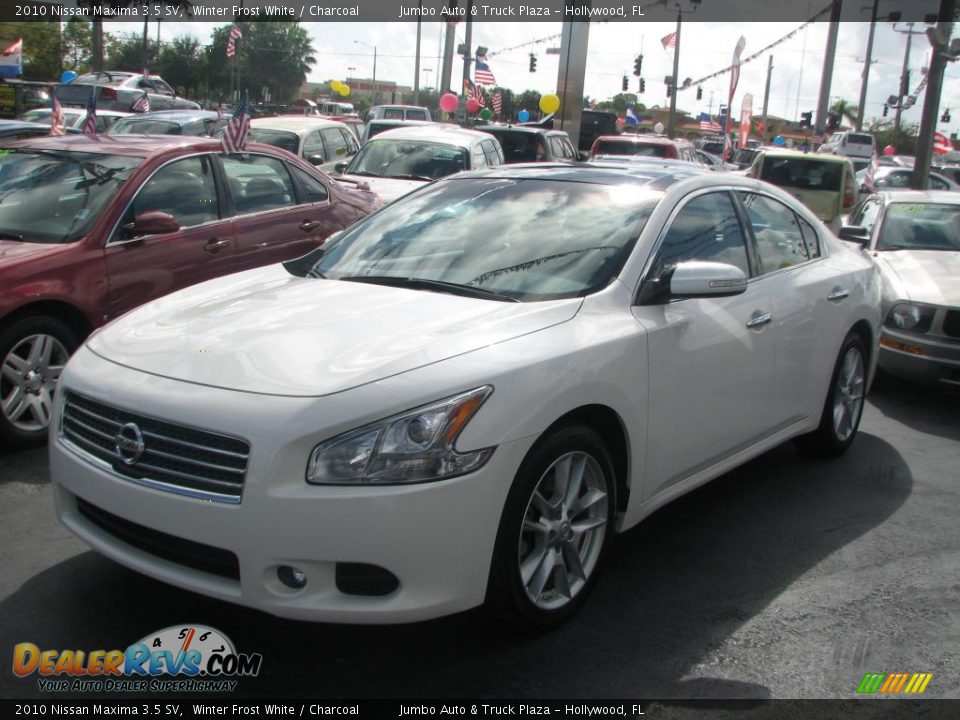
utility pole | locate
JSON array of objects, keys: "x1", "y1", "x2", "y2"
[
  {"x1": 439, "y1": 5, "x2": 457, "y2": 96},
  {"x1": 856, "y1": 0, "x2": 879, "y2": 132},
  {"x1": 666, "y1": 8, "x2": 682, "y2": 138},
  {"x1": 554, "y1": 2, "x2": 591, "y2": 145},
  {"x1": 912, "y1": 0, "x2": 956, "y2": 189},
  {"x1": 413, "y1": 0, "x2": 422, "y2": 105},
  {"x1": 761, "y1": 55, "x2": 773, "y2": 143},
  {"x1": 892, "y1": 23, "x2": 926, "y2": 148},
  {"x1": 460, "y1": 0, "x2": 473, "y2": 118},
  {"x1": 814, "y1": 0, "x2": 843, "y2": 140}
]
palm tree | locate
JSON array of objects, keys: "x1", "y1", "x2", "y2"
[
  {"x1": 79, "y1": 1, "x2": 193, "y2": 73},
  {"x1": 830, "y1": 98, "x2": 860, "y2": 129}
]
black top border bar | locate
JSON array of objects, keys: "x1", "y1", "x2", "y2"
[{"x1": 2, "y1": 0, "x2": 954, "y2": 24}]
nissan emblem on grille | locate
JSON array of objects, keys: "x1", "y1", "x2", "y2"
[{"x1": 115, "y1": 422, "x2": 145, "y2": 465}]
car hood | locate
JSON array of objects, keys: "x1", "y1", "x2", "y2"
[
  {"x1": 0, "y1": 239, "x2": 70, "y2": 265},
  {"x1": 875, "y1": 249, "x2": 960, "y2": 306},
  {"x1": 87, "y1": 264, "x2": 582, "y2": 397},
  {"x1": 337, "y1": 174, "x2": 429, "y2": 202}
]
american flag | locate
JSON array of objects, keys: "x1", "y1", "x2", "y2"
[
  {"x1": 226, "y1": 23, "x2": 242, "y2": 58},
  {"x1": 49, "y1": 86, "x2": 66, "y2": 137},
  {"x1": 221, "y1": 91, "x2": 251, "y2": 153},
  {"x1": 132, "y1": 88, "x2": 150, "y2": 113},
  {"x1": 492, "y1": 91, "x2": 502, "y2": 117},
  {"x1": 863, "y1": 153, "x2": 879, "y2": 193},
  {"x1": 698, "y1": 112, "x2": 722, "y2": 132},
  {"x1": 464, "y1": 78, "x2": 485, "y2": 107},
  {"x1": 661, "y1": 32, "x2": 677, "y2": 49},
  {"x1": 474, "y1": 55, "x2": 496, "y2": 86},
  {"x1": 82, "y1": 85, "x2": 98, "y2": 136},
  {"x1": 933, "y1": 130, "x2": 952, "y2": 155}
]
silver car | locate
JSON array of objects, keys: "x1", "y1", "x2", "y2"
[{"x1": 840, "y1": 190, "x2": 960, "y2": 388}]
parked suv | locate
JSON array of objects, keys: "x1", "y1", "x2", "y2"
[
  {"x1": 365, "y1": 105, "x2": 432, "y2": 122},
  {"x1": 0, "y1": 135, "x2": 378, "y2": 448},
  {"x1": 475, "y1": 125, "x2": 581, "y2": 163},
  {"x1": 589, "y1": 135, "x2": 698, "y2": 163},
  {"x1": 818, "y1": 131, "x2": 876, "y2": 162}
]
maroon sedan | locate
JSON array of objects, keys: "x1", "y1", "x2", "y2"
[{"x1": 0, "y1": 134, "x2": 379, "y2": 448}]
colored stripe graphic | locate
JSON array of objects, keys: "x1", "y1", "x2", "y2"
[
  {"x1": 857, "y1": 673, "x2": 885, "y2": 693},
  {"x1": 858, "y1": 672, "x2": 933, "y2": 694}
]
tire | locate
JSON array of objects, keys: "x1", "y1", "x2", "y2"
[
  {"x1": 794, "y1": 332, "x2": 867, "y2": 458},
  {"x1": 0, "y1": 315, "x2": 80, "y2": 450},
  {"x1": 486, "y1": 424, "x2": 616, "y2": 632}
]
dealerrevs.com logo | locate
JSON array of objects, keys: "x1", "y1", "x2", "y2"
[{"x1": 13, "y1": 625, "x2": 262, "y2": 693}]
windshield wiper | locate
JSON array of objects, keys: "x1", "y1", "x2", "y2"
[
  {"x1": 339, "y1": 275, "x2": 520, "y2": 302},
  {"x1": 0, "y1": 233, "x2": 24, "y2": 241},
  {"x1": 385, "y1": 174, "x2": 434, "y2": 182},
  {"x1": 343, "y1": 170, "x2": 378, "y2": 177}
]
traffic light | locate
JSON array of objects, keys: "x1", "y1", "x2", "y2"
[
  {"x1": 696, "y1": 86, "x2": 703, "y2": 100},
  {"x1": 800, "y1": 111, "x2": 813, "y2": 128},
  {"x1": 942, "y1": 108, "x2": 952, "y2": 122},
  {"x1": 633, "y1": 55, "x2": 643, "y2": 76},
  {"x1": 529, "y1": 53, "x2": 537, "y2": 72},
  {"x1": 639, "y1": 78, "x2": 646, "y2": 94},
  {"x1": 883, "y1": 104, "x2": 889, "y2": 117},
  {"x1": 622, "y1": 75, "x2": 629, "y2": 92},
  {"x1": 666, "y1": 84, "x2": 673, "y2": 98}
]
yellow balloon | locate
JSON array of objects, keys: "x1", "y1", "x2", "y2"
[
  {"x1": 339, "y1": 85, "x2": 351, "y2": 97},
  {"x1": 330, "y1": 80, "x2": 343, "y2": 92},
  {"x1": 540, "y1": 93, "x2": 560, "y2": 114}
]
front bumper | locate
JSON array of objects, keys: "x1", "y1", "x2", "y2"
[
  {"x1": 878, "y1": 327, "x2": 960, "y2": 389},
  {"x1": 50, "y1": 349, "x2": 532, "y2": 623}
]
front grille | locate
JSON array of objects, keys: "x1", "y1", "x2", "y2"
[
  {"x1": 61, "y1": 392, "x2": 249, "y2": 503},
  {"x1": 943, "y1": 310, "x2": 960, "y2": 339},
  {"x1": 76, "y1": 497, "x2": 240, "y2": 580}
]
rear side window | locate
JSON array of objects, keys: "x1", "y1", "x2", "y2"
[
  {"x1": 290, "y1": 165, "x2": 329, "y2": 204},
  {"x1": 383, "y1": 108, "x2": 404, "y2": 119},
  {"x1": 760, "y1": 158, "x2": 843, "y2": 191},
  {"x1": 406, "y1": 110, "x2": 428, "y2": 120},
  {"x1": 221, "y1": 154, "x2": 295, "y2": 214},
  {"x1": 320, "y1": 127, "x2": 349, "y2": 161},
  {"x1": 481, "y1": 140, "x2": 501, "y2": 166},
  {"x1": 847, "y1": 134, "x2": 873, "y2": 146}
]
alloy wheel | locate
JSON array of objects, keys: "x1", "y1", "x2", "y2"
[
  {"x1": 832, "y1": 345, "x2": 865, "y2": 442},
  {"x1": 1, "y1": 333, "x2": 68, "y2": 432}
]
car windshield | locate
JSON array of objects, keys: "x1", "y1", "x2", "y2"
[
  {"x1": 847, "y1": 133, "x2": 873, "y2": 145},
  {"x1": 596, "y1": 140, "x2": 669, "y2": 157},
  {"x1": 346, "y1": 139, "x2": 468, "y2": 179},
  {"x1": 701, "y1": 142, "x2": 725, "y2": 155},
  {"x1": 877, "y1": 203, "x2": 960, "y2": 252},
  {"x1": 247, "y1": 128, "x2": 300, "y2": 154},
  {"x1": 73, "y1": 73, "x2": 132, "y2": 87},
  {"x1": 734, "y1": 149, "x2": 758, "y2": 164},
  {"x1": 486, "y1": 131, "x2": 539, "y2": 162},
  {"x1": 761, "y1": 157, "x2": 843, "y2": 191},
  {"x1": 0, "y1": 149, "x2": 141, "y2": 243},
  {"x1": 19, "y1": 109, "x2": 83, "y2": 126},
  {"x1": 300, "y1": 178, "x2": 659, "y2": 302},
  {"x1": 109, "y1": 119, "x2": 181, "y2": 135}
]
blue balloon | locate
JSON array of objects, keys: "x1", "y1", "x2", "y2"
[
  {"x1": 518, "y1": 109, "x2": 530, "y2": 122},
  {"x1": 60, "y1": 70, "x2": 78, "y2": 84},
  {"x1": 774, "y1": 135, "x2": 785, "y2": 146}
]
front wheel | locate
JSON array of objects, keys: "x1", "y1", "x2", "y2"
[
  {"x1": 0, "y1": 316, "x2": 79, "y2": 449},
  {"x1": 794, "y1": 332, "x2": 867, "y2": 458},
  {"x1": 487, "y1": 425, "x2": 616, "y2": 632}
]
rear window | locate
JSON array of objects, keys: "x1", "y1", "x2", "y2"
[
  {"x1": 109, "y1": 119, "x2": 181, "y2": 135},
  {"x1": 73, "y1": 73, "x2": 132, "y2": 87},
  {"x1": 486, "y1": 131, "x2": 539, "y2": 162},
  {"x1": 701, "y1": 142, "x2": 725, "y2": 155},
  {"x1": 847, "y1": 134, "x2": 873, "y2": 146},
  {"x1": 406, "y1": 110, "x2": 428, "y2": 121},
  {"x1": 247, "y1": 128, "x2": 300, "y2": 154},
  {"x1": 760, "y1": 157, "x2": 844, "y2": 191},
  {"x1": 596, "y1": 140, "x2": 672, "y2": 158}
]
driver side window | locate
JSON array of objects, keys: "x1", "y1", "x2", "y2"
[
  {"x1": 656, "y1": 192, "x2": 750, "y2": 276},
  {"x1": 121, "y1": 156, "x2": 219, "y2": 237}
]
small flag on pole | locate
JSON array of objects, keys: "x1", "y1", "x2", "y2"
[
  {"x1": 49, "y1": 86, "x2": 66, "y2": 137},
  {"x1": 492, "y1": 91, "x2": 502, "y2": 117},
  {"x1": 221, "y1": 90, "x2": 251, "y2": 153},
  {"x1": 226, "y1": 23, "x2": 242, "y2": 58},
  {"x1": 474, "y1": 55, "x2": 496, "y2": 86},
  {"x1": 933, "y1": 131, "x2": 952, "y2": 155},
  {"x1": 464, "y1": 78, "x2": 485, "y2": 107},
  {"x1": 661, "y1": 32, "x2": 677, "y2": 49},
  {"x1": 0, "y1": 38, "x2": 23, "y2": 78},
  {"x1": 625, "y1": 105, "x2": 638, "y2": 126},
  {"x1": 82, "y1": 85, "x2": 98, "y2": 136},
  {"x1": 863, "y1": 153, "x2": 879, "y2": 192},
  {"x1": 132, "y1": 88, "x2": 150, "y2": 113},
  {"x1": 698, "y1": 112, "x2": 722, "y2": 132}
]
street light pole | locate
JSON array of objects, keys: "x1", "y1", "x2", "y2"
[
  {"x1": 666, "y1": 8, "x2": 682, "y2": 138},
  {"x1": 855, "y1": 0, "x2": 879, "y2": 132},
  {"x1": 891, "y1": 22, "x2": 925, "y2": 149},
  {"x1": 413, "y1": 0, "x2": 422, "y2": 105},
  {"x1": 353, "y1": 40, "x2": 378, "y2": 105}
]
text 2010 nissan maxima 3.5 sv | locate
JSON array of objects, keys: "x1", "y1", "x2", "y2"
[{"x1": 50, "y1": 164, "x2": 881, "y2": 629}]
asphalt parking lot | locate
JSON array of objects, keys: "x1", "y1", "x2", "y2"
[{"x1": 1, "y1": 375, "x2": 958, "y2": 703}]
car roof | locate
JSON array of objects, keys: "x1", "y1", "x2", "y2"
[
  {"x1": 367, "y1": 124, "x2": 492, "y2": 146},
  {"x1": 875, "y1": 190, "x2": 960, "y2": 204},
  {"x1": 1, "y1": 133, "x2": 259, "y2": 158},
  {"x1": 594, "y1": 134, "x2": 692, "y2": 146},
  {"x1": 371, "y1": 104, "x2": 426, "y2": 110},
  {"x1": 453, "y1": 161, "x2": 710, "y2": 187},
  {"x1": 474, "y1": 124, "x2": 567, "y2": 137},
  {"x1": 759, "y1": 149, "x2": 852, "y2": 163},
  {"x1": 250, "y1": 116, "x2": 348, "y2": 134},
  {"x1": 115, "y1": 110, "x2": 220, "y2": 123},
  {"x1": 0, "y1": 120, "x2": 50, "y2": 131}
]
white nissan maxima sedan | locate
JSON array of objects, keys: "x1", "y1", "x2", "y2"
[{"x1": 50, "y1": 164, "x2": 881, "y2": 630}]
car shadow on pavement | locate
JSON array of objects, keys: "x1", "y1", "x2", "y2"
[
  {"x1": 0, "y1": 434, "x2": 911, "y2": 700},
  {"x1": 867, "y1": 374, "x2": 960, "y2": 442},
  {"x1": 0, "y1": 446, "x2": 48, "y2": 486}
]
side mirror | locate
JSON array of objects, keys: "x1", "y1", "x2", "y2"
[
  {"x1": 838, "y1": 225, "x2": 870, "y2": 246},
  {"x1": 306, "y1": 152, "x2": 325, "y2": 166},
  {"x1": 334, "y1": 161, "x2": 348, "y2": 174},
  {"x1": 122, "y1": 211, "x2": 180, "y2": 238},
  {"x1": 577, "y1": 151, "x2": 589, "y2": 162},
  {"x1": 669, "y1": 261, "x2": 748, "y2": 298}
]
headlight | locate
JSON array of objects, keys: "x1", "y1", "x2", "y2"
[
  {"x1": 884, "y1": 303, "x2": 935, "y2": 333},
  {"x1": 306, "y1": 386, "x2": 494, "y2": 485}
]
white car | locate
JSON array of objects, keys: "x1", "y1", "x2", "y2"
[
  {"x1": 17, "y1": 107, "x2": 130, "y2": 133},
  {"x1": 50, "y1": 164, "x2": 880, "y2": 629},
  {"x1": 243, "y1": 116, "x2": 361, "y2": 174}
]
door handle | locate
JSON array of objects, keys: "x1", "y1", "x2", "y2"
[
  {"x1": 203, "y1": 238, "x2": 230, "y2": 253},
  {"x1": 300, "y1": 220, "x2": 321, "y2": 232},
  {"x1": 827, "y1": 287, "x2": 850, "y2": 302},
  {"x1": 746, "y1": 312, "x2": 772, "y2": 329}
]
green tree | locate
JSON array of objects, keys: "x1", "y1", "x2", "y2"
[
  {"x1": 0, "y1": 22, "x2": 60, "y2": 80},
  {"x1": 61, "y1": 19, "x2": 93, "y2": 72},
  {"x1": 106, "y1": 32, "x2": 155, "y2": 72},
  {"x1": 865, "y1": 118, "x2": 920, "y2": 155},
  {"x1": 157, "y1": 35, "x2": 206, "y2": 97},
  {"x1": 830, "y1": 98, "x2": 860, "y2": 128}
]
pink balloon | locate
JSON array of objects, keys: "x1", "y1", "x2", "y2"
[
  {"x1": 466, "y1": 98, "x2": 481, "y2": 113},
  {"x1": 883, "y1": 144, "x2": 896, "y2": 156},
  {"x1": 440, "y1": 93, "x2": 459, "y2": 112}
]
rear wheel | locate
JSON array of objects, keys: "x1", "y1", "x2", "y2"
[
  {"x1": 487, "y1": 425, "x2": 615, "y2": 631},
  {"x1": 0, "y1": 316, "x2": 79, "y2": 449},
  {"x1": 795, "y1": 332, "x2": 867, "y2": 457}
]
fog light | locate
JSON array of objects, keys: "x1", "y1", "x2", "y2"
[{"x1": 277, "y1": 565, "x2": 307, "y2": 589}]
